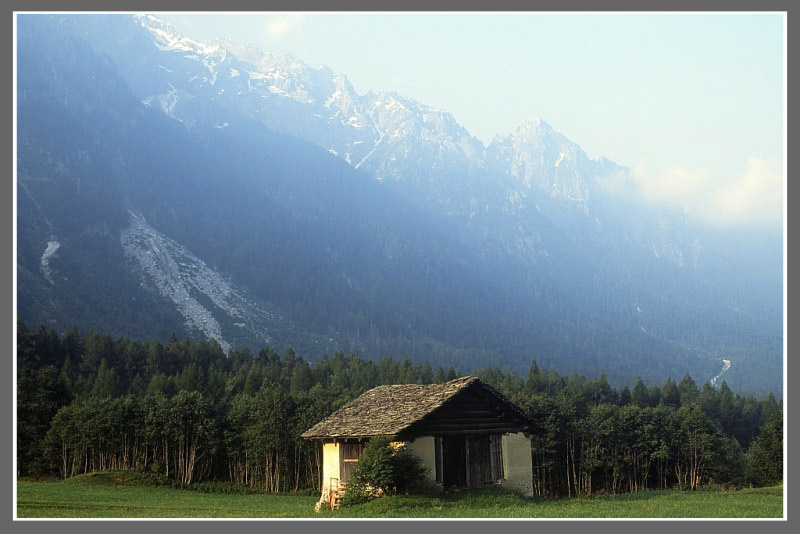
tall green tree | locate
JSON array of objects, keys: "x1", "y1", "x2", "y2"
[
  {"x1": 632, "y1": 377, "x2": 649, "y2": 408},
  {"x1": 747, "y1": 413, "x2": 783, "y2": 486},
  {"x1": 661, "y1": 378, "x2": 680, "y2": 408}
]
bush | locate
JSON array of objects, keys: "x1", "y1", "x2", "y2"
[
  {"x1": 339, "y1": 480, "x2": 373, "y2": 506},
  {"x1": 341, "y1": 436, "x2": 427, "y2": 506}
]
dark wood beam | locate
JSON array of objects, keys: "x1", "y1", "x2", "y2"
[
  {"x1": 414, "y1": 422, "x2": 528, "y2": 432},
  {"x1": 425, "y1": 411, "x2": 502, "y2": 419},
  {"x1": 420, "y1": 417, "x2": 509, "y2": 426},
  {"x1": 422, "y1": 427, "x2": 529, "y2": 437}
]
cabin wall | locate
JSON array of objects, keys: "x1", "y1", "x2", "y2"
[
  {"x1": 406, "y1": 387, "x2": 531, "y2": 437},
  {"x1": 404, "y1": 436, "x2": 442, "y2": 493},
  {"x1": 499, "y1": 432, "x2": 533, "y2": 497},
  {"x1": 321, "y1": 442, "x2": 340, "y2": 494}
]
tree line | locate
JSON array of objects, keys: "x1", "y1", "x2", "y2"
[{"x1": 17, "y1": 320, "x2": 782, "y2": 495}]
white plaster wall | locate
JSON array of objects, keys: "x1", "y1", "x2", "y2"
[
  {"x1": 321, "y1": 442, "x2": 340, "y2": 493},
  {"x1": 404, "y1": 436, "x2": 441, "y2": 493},
  {"x1": 500, "y1": 432, "x2": 533, "y2": 497}
]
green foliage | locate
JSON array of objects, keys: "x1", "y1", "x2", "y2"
[
  {"x1": 91, "y1": 361, "x2": 120, "y2": 398},
  {"x1": 709, "y1": 436, "x2": 747, "y2": 488},
  {"x1": 747, "y1": 413, "x2": 783, "y2": 486},
  {"x1": 342, "y1": 436, "x2": 427, "y2": 505},
  {"x1": 661, "y1": 378, "x2": 680, "y2": 408},
  {"x1": 632, "y1": 377, "x2": 649, "y2": 408}
]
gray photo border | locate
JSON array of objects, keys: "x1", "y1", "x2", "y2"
[{"x1": 5, "y1": 1, "x2": 793, "y2": 533}]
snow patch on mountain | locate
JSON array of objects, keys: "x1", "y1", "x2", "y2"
[
  {"x1": 141, "y1": 82, "x2": 190, "y2": 118},
  {"x1": 40, "y1": 240, "x2": 60, "y2": 284},
  {"x1": 138, "y1": 14, "x2": 223, "y2": 58}
]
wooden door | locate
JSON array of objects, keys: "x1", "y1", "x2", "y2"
[
  {"x1": 467, "y1": 435, "x2": 493, "y2": 487},
  {"x1": 339, "y1": 442, "x2": 364, "y2": 483}
]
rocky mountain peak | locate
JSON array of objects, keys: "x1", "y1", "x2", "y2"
[{"x1": 118, "y1": 16, "x2": 615, "y2": 208}]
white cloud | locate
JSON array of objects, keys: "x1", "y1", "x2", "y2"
[
  {"x1": 265, "y1": 14, "x2": 304, "y2": 40},
  {"x1": 713, "y1": 158, "x2": 783, "y2": 227},
  {"x1": 632, "y1": 164, "x2": 710, "y2": 203},
  {"x1": 627, "y1": 158, "x2": 783, "y2": 229}
]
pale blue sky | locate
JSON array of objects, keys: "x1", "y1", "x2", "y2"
[{"x1": 158, "y1": 12, "x2": 785, "y2": 229}]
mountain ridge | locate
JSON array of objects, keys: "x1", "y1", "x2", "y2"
[{"x1": 16, "y1": 14, "x2": 783, "y2": 394}]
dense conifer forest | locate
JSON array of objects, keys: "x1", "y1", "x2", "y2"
[{"x1": 17, "y1": 320, "x2": 782, "y2": 496}]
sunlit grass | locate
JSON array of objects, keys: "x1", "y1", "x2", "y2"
[{"x1": 17, "y1": 472, "x2": 317, "y2": 518}]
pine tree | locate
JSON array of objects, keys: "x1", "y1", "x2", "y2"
[
  {"x1": 678, "y1": 373, "x2": 699, "y2": 406},
  {"x1": 632, "y1": 377, "x2": 648, "y2": 407},
  {"x1": 661, "y1": 378, "x2": 680, "y2": 408},
  {"x1": 618, "y1": 385, "x2": 632, "y2": 406}
]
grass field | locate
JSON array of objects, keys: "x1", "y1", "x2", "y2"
[
  {"x1": 16, "y1": 472, "x2": 784, "y2": 519},
  {"x1": 321, "y1": 486, "x2": 784, "y2": 519}
]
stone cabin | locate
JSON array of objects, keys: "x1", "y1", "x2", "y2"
[{"x1": 301, "y1": 376, "x2": 534, "y2": 504}]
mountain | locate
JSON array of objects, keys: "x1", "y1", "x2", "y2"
[{"x1": 16, "y1": 14, "x2": 783, "y2": 394}]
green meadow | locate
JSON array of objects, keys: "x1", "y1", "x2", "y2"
[
  {"x1": 320, "y1": 486, "x2": 784, "y2": 519},
  {"x1": 16, "y1": 472, "x2": 783, "y2": 519}
]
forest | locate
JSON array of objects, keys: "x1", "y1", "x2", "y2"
[{"x1": 16, "y1": 320, "x2": 783, "y2": 497}]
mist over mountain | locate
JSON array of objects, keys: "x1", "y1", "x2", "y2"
[{"x1": 16, "y1": 14, "x2": 782, "y2": 394}]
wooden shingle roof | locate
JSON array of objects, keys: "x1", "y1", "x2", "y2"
[{"x1": 301, "y1": 376, "x2": 530, "y2": 439}]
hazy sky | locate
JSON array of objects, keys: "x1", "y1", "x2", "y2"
[{"x1": 158, "y1": 12, "x2": 785, "y2": 230}]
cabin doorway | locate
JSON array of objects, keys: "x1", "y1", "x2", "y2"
[
  {"x1": 439, "y1": 435, "x2": 503, "y2": 489},
  {"x1": 441, "y1": 436, "x2": 467, "y2": 488}
]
